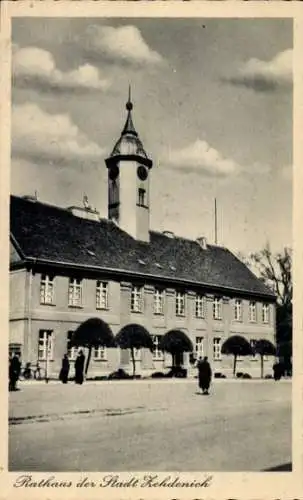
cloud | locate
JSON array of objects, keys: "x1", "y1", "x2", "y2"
[
  {"x1": 164, "y1": 139, "x2": 241, "y2": 177},
  {"x1": 12, "y1": 103, "x2": 104, "y2": 168},
  {"x1": 223, "y1": 49, "x2": 292, "y2": 92},
  {"x1": 81, "y1": 25, "x2": 164, "y2": 66},
  {"x1": 13, "y1": 46, "x2": 110, "y2": 93}
]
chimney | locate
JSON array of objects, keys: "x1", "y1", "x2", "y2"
[
  {"x1": 22, "y1": 194, "x2": 37, "y2": 202},
  {"x1": 163, "y1": 230, "x2": 175, "y2": 239},
  {"x1": 196, "y1": 236, "x2": 207, "y2": 250},
  {"x1": 67, "y1": 205, "x2": 100, "y2": 222}
]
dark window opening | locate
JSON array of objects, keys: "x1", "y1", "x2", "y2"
[{"x1": 138, "y1": 188, "x2": 146, "y2": 207}]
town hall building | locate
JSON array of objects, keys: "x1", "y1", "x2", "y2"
[{"x1": 9, "y1": 92, "x2": 276, "y2": 378}]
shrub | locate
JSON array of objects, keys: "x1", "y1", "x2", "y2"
[
  {"x1": 242, "y1": 373, "x2": 252, "y2": 379},
  {"x1": 108, "y1": 368, "x2": 131, "y2": 380},
  {"x1": 151, "y1": 372, "x2": 167, "y2": 378},
  {"x1": 166, "y1": 367, "x2": 187, "y2": 378},
  {"x1": 265, "y1": 374, "x2": 273, "y2": 379},
  {"x1": 87, "y1": 376, "x2": 108, "y2": 381},
  {"x1": 214, "y1": 372, "x2": 226, "y2": 379},
  {"x1": 236, "y1": 372, "x2": 244, "y2": 378}
]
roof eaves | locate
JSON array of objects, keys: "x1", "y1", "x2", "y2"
[
  {"x1": 10, "y1": 233, "x2": 27, "y2": 260},
  {"x1": 26, "y1": 256, "x2": 276, "y2": 300}
]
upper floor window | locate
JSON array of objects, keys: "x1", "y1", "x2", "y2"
[
  {"x1": 40, "y1": 274, "x2": 54, "y2": 305},
  {"x1": 131, "y1": 285, "x2": 143, "y2": 313},
  {"x1": 249, "y1": 301, "x2": 257, "y2": 322},
  {"x1": 234, "y1": 299, "x2": 243, "y2": 321},
  {"x1": 66, "y1": 331, "x2": 78, "y2": 360},
  {"x1": 96, "y1": 281, "x2": 109, "y2": 310},
  {"x1": 175, "y1": 291, "x2": 185, "y2": 316},
  {"x1": 152, "y1": 335, "x2": 164, "y2": 360},
  {"x1": 213, "y1": 297, "x2": 222, "y2": 320},
  {"x1": 138, "y1": 188, "x2": 146, "y2": 207},
  {"x1": 94, "y1": 346, "x2": 107, "y2": 361},
  {"x1": 262, "y1": 303, "x2": 270, "y2": 324},
  {"x1": 38, "y1": 330, "x2": 53, "y2": 361},
  {"x1": 195, "y1": 336, "x2": 204, "y2": 359},
  {"x1": 154, "y1": 288, "x2": 165, "y2": 315},
  {"x1": 195, "y1": 294, "x2": 205, "y2": 318},
  {"x1": 213, "y1": 337, "x2": 222, "y2": 361},
  {"x1": 68, "y1": 278, "x2": 82, "y2": 307}
]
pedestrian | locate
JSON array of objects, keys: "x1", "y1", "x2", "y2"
[
  {"x1": 74, "y1": 350, "x2": 85, "y2": 384},
  {"x1": 9, "y1": 353, "x2": 21, "y2": 391},
  {"x1": 273, "y1": 360, "x2": 282, "y2": 381},
  {"x1": 197, "y1": 356, "x2": 212, "y2": 395},
  {"x1": 59, "y1": 354, "x2": 70, "y2": 384}
]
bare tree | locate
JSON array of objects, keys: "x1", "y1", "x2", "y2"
[
  {"x1": 249, "y1": 245, "x2": 292, "y2": 307},
  {"x1": 237, "y1": 245, "x2": 292, "y2": 372}
]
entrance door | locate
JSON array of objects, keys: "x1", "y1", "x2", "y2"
[{"x1": 174, "y1": 352, "x2": 184, "y2": 367}]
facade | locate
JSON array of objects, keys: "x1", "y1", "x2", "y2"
[{"x1": 9, "y1": 93, "x2": 276, "y2": 378}]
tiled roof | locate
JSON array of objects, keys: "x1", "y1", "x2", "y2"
[{"x1": 10, "y1": 195, "x2": 275, "y2": 299}]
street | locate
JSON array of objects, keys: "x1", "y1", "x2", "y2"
[{"x1": 9, "y1": 379, "x2": 291, "y2": 471}]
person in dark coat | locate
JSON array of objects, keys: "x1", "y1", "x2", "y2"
[
  {"x1": 59, "y1": 354, "x2": 70, "y2": 384},
  {"x1": 197, "y1": 356, "x2": 212, "y2": 395},
  {"x1": 273, "y1": 360, "x2": 282, "y2": 381},
  {"x1": 9, "y1": 354, "x2": 21, "y2": 391},
  {"x1": 74, "y1": 350, "x2": 85, "y2": 384}
]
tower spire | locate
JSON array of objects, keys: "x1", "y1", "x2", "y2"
[
  {"x1": 122, "y1": 85, "x2": 137, "y2": 136},
  {"x1": 127, "y1": 84, "x2": 132, "y2": 110}
]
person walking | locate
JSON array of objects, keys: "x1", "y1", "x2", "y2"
[
  {"x1": 59, "y1": 354, "x2": 70, "y2": 384},
  {"x1": 9, "y1": 353, "x2": 21, "y2": 391},
  {"x1": 197, "y1": 356, "x2": 212, "y2": 395},
  {"x1": 74, "y1": 350, "x2": 85, "y2": 384},
  {"x1": 273, "y1": 360, "x2": 282, "y2": 381}
]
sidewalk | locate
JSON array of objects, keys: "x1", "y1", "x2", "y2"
[{"x1": 17, "y1": 375, "x2": 292, "y2": 387}]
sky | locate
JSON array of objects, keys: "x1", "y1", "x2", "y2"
[{"x1": 11, "y1": 18, "x2": 292, "y2": 255}]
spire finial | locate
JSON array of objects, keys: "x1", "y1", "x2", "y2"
[{"x1": 126, "y1": 84, "x2": 133, "y2": 111}]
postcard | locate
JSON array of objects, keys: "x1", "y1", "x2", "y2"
[{"x1": 0, "y1": 1, "x2": 302, "y2": 499}]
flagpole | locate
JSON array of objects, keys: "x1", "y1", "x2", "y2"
[{"x1": 215, "y1": 198, "x2": 218, "y2": 245}]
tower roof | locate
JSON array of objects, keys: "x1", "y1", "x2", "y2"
[{"x1": 110, "y1": 88, "x2": 149, "y2": 159}]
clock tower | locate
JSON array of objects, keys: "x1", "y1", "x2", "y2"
[{"x1": 105, "y1": 88, "x2": 153, "y2": 242}]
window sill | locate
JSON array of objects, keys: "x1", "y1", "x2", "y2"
[
  {"x1": 195, "y1": 315, "x2": 205, "y2": 319},
  {"x1": 40, "y1": 302, "x2": 56, "y2": 307},
  {"x1": 153, "y1": 312, "x2": 164, "y2": 316},
  {"x1": 176, "y1": 314, "x2": 185, "y2": 318},
  {"x1": 213, "y1": 359, "x2": 222, "y2": 362},
  {"x1": 136, "y1": 204, "x2": 149, "y2": 209},
  {"x1": 131, "y1": 309, "x2": 143, "y2": 314},
  {"x1": 96, "y1": 307, "x2": 110, "y2": 311},
  {"x1": 213, "y1": 317, "x2": 222, "y2": 321},
  {"x1": 68, "y1": 305, "x2": 83, "y2": 309},
  {"x1": 93, "y1": 359, "x2": 108, "y2": 362}
]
